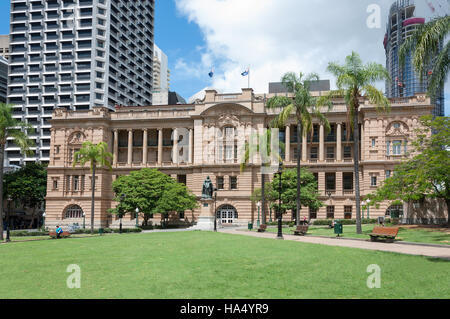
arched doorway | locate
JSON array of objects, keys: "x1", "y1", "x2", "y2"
[
  {"x1": 386, "y1": 205, "x2": 403, "y2": 218},
  {"x1": 216, "y1": 205, "x2": 238, "y2": 225}
]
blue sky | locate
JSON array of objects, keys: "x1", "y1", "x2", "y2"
[{"x1": 0, "y1": 0, "x2": 448, "y2": 114}]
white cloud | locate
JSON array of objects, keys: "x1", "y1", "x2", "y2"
[{"x1": 174, "y1": 0, "x2": 448, "y2": 107}]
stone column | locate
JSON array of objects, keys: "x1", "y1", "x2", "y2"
[
  {"x1": 302, "y1": 133, "x2": 307, "y2": 162},
  {"x1": 173, "y1": 128, "x2": 179, "y2": 164},
  {"x1": 189, "y1": 128, "x2": 194, "y2": 164},
  {"x1": 127, "y1": 129, "x2": 133, "y2": 165},
  {"x1": 113, "y1": 129, "x2": 118, "y2": 166},
  {"x1": 142, "y1": 129, "x2": 148, "y2": 165},
  {"x1": 336, "y1": 123, "x2": 342, "y2": 162},
  {"x1": 319, "y1": 124, "x2": 325, "y2": 162},
  {"x1": 158, "y1": 128, "x2": 163, "y2": 165},
  {"x1": 285, "y1": 125, "x2": 290, "y2": 163}
]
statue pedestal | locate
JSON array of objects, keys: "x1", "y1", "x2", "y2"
[{"x1": 190, "y1": 198, "x2": 215, "y2": 231}]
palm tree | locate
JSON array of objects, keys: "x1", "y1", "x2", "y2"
[
  {"x1": 73, "y1": 141, "x2": 113, "y2": 233},
  {"x1": 0, "y1": 103, "x2": 33, "y2": 241},
  {"x1": 399, "y1": 16, "x2": 449, "y2": 99},
  {"x1": 240, "y1": 129, "x2": 282, "y2": 224},
  {"x1": 266, "y1": 72, "x2": 332, "y2": 226},
  {"x1": 327, "y1": 52, "x2": 390, "y2": 234}
]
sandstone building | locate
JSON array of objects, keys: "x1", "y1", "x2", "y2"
[{"x1": 45, "y1": 88, "x2": 438, "y2": 228}]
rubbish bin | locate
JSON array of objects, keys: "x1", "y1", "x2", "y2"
[
  {"x1": 248, "y1": 222, "x2": 253, "y2": 230},
  {"x1": 98, "y1": 228, "x2": 104, "y2": 235},
  {"x1": 334, "y1": 220, "x2": 343, "y2": 237}
]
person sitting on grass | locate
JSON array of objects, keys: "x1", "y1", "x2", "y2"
[{"x1": 56, "y1": 225, "x2": 63, "y2": 239}]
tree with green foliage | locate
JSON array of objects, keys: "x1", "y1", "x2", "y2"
[
  {"x1": 326, "y1": 52, "x2": 391, "y2": 233},
  {"x1": 110, "y1": 168, "x2": 198, "y2": 227},
  {"x1": 367, "y1": 116, "x2": 450, "y2": 226},
  {"x1": 73, "y1": 141, "x2": 113, "y2": 233},
  {"x1": 399, "y1": 16, "x2": 449, "y2": 99},
  {"x1": 266, "y1": 72, "x2": 331, "y2": 226},
  {"x1": 267, "y1": 168, "x2": 322, "y2": 219},
  {"x1": 3, "y1": 163, "x2": 47, "y2": 229},
  {"x1": 0, "y1": 103, "x2": 34, "y2": 240}
]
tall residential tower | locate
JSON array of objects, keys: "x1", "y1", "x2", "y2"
[
  {"x1": 7, "y1": 0, "x2": 155, "y2": 166},
  {"x1": 384, "y1": 0, "x2": 444, "y2": 116}
]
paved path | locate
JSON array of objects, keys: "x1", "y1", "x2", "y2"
[{"x1": 219, "y1": 228, "x2": 450, "y2": 260}]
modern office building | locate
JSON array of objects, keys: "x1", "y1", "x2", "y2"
[
  {"x1": 0, "y1": 56, "x2": 8, "y2": 103},
  {"x1": 7, "y1": 0, "x2": 154, "y2": 166},
  {"x1": 153, "y1": 44, "x2": 169, "y2": 91},
  {"x1": 44, "y1": 87, "x2": 447, "y2": 229},
  {"x1": 0, "y1": 35, "x2": 10, "y2": 60},
  {"x1": 384, "y1": 0, "x2": 444, "y2": 116}
]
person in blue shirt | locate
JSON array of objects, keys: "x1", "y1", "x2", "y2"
[{"x1": 56, "y1": 225, "x2": 63, "y2": 239}]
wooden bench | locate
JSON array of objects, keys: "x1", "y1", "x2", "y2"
[
  {"x1": 369, "y1": 226, "x2": 399, "y2": 243},
  {"x1": 257, "y1": 224, "x2": 267, "y2": 233},
  {"x1": 293, "y1": 225, "x2": 309, "y2": 236},
  {"x1": 49, "y1": 231, "x2": 71, "y2": 239}
]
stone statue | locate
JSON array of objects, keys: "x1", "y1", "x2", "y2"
[{"x1": 202, "y1": 176, "x2": 214, "y2": 199}]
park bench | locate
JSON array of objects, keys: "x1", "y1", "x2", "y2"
[
  {"x1": 257, "y1": 224, "x2": 267, "y2": 233},
  {"x1": 293, "y1": 225, "x2": 309, "y2": 236},
  {"x1": 369, "y1": 226, "x2": 399, "y2": 243},
  {"x1": 49, "y1": 231, "x2": 71, "y2": 239}
]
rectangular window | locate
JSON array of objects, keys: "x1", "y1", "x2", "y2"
[
  {"x1": 371, "y1": 138, "x2": 376, "y2": 147},
  {"x1": 327, "y1": 206, "x2": 335, "y2": 219},
  {"x1": 393, "y1": 141, "x2": 402, "y2": 155},
  {"x1": 343, "y1": 146, "x2": 352, "y2": 158},
  {"x1": 217, "y1": 176, "x2": 224, "y2": 190},
  {"x1": 177, "y1": 175, "x2": 187, "y2": 185},
  {"x1": 343, "y1": 173, "x2": 353, "y2": 190},
  {"x1": 230, "y1": 176, "x2": 237, "y2": 190},
  {"x1": 385, "y1": 170, "x2": 391, "y2": 179},
  {"x1": 225, "y1": 145, "x2": 233, "y2": 160},
  {"x1": 53, "y1": 180, "x2": 58, "y2": 190},
  {"x1": 344, "y1": 206, "x2": 352, "y2": 219},
  {"x1": 326, "y1": 147, "x2": 335, "y2": 159},
  {"x1": 309, "y1": 207, "x2": 317, "y2": 219},
  {"x1": 386, "y1": 141, "x2": 391, "y2": 156},
  {"x1": 371, "y1": 176, "x2": 377, "y2": 187},
  {"x1": 325, "y1": 173, "x2": 336, "y2": 191},
  {"x1": 73, "y1": 176, "x2": 79, "y2": 191},
  {"x1": 310, "y1": 147, "x2": 318, "y2": 159}
]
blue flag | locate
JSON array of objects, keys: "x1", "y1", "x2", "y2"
[
  {"x1": 208, "y1": 67, "x2": 214, "y2": 78},
  {"x1": 241, "y1": 68, "x2": 249, "y2": 76}
]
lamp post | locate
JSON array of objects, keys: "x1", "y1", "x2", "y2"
[
  {"x1": 213, "y1": 187, "x2": 218, "y2": 232},
  {"x1": 135, "y1": 207, "x2": 139, "y2": 228},
  {"x1": 42, "y1": 212, "x2": 46, "y2": 231},
  {"x1": 6, "y1": 196, "x2": 12, "y2": 242},
  {"x1": 362, "y1": 200, "x2": 366, "y2": 220},
  {"x1": 366, "y1": 199, "x2": 370, "y2": 220},
  {"x1": 82, "y1": 212, "x2": 86, "y2": 229},
  {"x1": 257, "y1": 201, "x2": 261, "y2": 228},
  {"x1": 275, "y1": 162, "x2": 284, "y2": 240},
  {"x1": 119, "y1": 193, "x2": 126, "y2": 234}
]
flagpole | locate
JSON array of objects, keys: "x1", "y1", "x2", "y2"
[{"x1": 248, "y1": 66, "x2": 250, "y2": 89}]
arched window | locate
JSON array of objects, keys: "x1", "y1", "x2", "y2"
[{"x1": 65, "y1": 205, "x2": 84, "y2": 219}]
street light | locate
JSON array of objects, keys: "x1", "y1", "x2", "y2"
[
  {"x1": 119, "y1": 193, "x2": 126, "y2": 234},
  {"x1": 275, "y1": 162, "x2": 284, "y2": 240},
  {"x1": 213, "y1": 187, "x2": 218, "y2": 232},
  {"x1": 135, "y1": 207, "x2": 139, "y2": 228},
  {"x1": 362, "y1": 200, "x2": 366, "y2": 220},
  {"x1": 6, "y1": 196, "x2": 12, "y2": 242},
  {"x1": 366, "y1": 199, "x2": 370, "y2": 219},
  {"x1": 42, "y1": 212, "x2": 46, "y2": 231},
  {"x1": 82, "y1": 212, "x2": 86, "y2": 229},
  {"x1": 257, "y1": 201, "x2": 261, "y2": 228}
]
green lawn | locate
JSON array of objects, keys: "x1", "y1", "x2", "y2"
[
  {"x1": 0, "y1": 231, "x2": 449, "y2": 299},
  {"x1": 256, "y1": 224, "x2": 450, "y2": 245}
]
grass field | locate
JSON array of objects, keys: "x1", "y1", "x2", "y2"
[
  {"x1": 257, "y1": 224, "x2": 450, "y2": 245},
  {"x1": 0, "y1": 231, "x2": 449, "y2": 299}
]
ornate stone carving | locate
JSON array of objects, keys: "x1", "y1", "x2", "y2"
[
  {"x1": 386, "y1": 121, "x2": 409, "y2": 137},
  {"x1": 68, "y1": 132, "x2": 86, "y2": 145}
]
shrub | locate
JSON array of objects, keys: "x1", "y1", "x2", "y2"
[{"x1": 10, "y1": 230, "x2": 48, "y2": 237}]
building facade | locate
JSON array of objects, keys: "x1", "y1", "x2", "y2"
[
  {"x1": 7, "y1": 0, "x2": 154, "y2": 166},
  {"x1": 0, "y1": 35, "x2": 10, "y2": 60},
  {"x1": 384, "y1": 0, "x2": 444, "y2": 117},
  {"x1": 45, "y1": 88, "x2": 438, "y2": 228},
  {"x1": 0, "y1": 56, "x2": 8, "y2": 104}
]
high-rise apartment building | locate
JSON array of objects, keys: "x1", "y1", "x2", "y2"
[
  {"x1": 7, "y1": 0, "x2": 155, "y2": 166},
  {"x1": 384, "y1": 0, "x2": 444, "y2": 116},
  {"x1": 0, "y1": 56, "x2": 8, "y2": 104}
]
